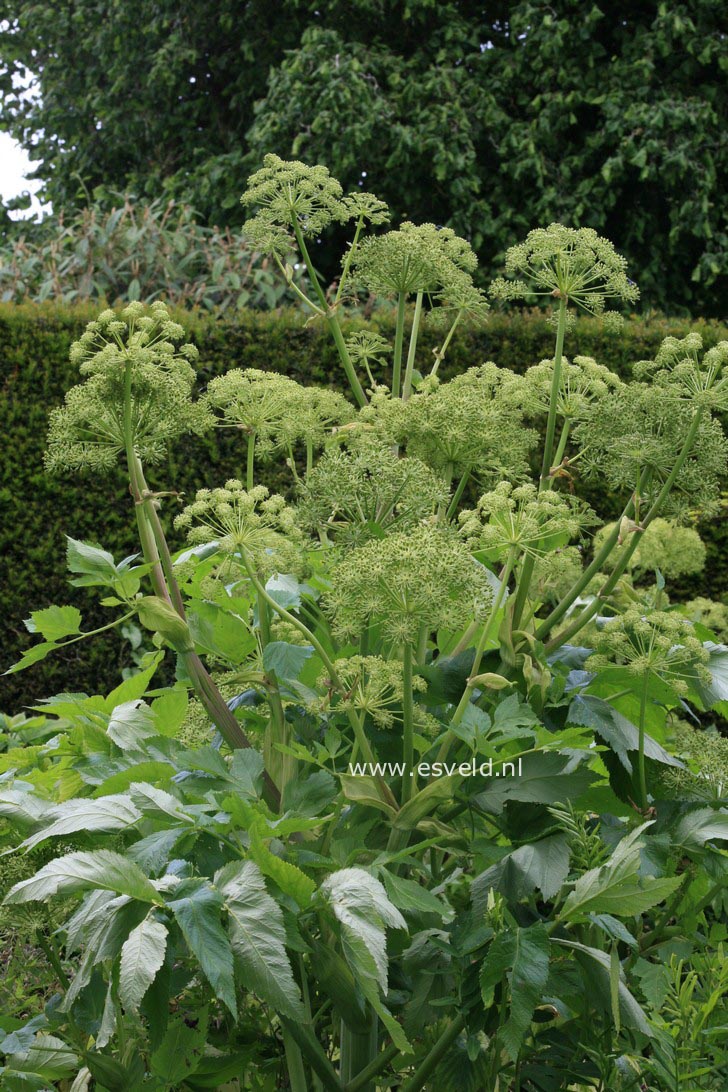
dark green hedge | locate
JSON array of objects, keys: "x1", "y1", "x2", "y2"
[{"x1": 2, "y1": 303, "x2": 727, "y2": 710}]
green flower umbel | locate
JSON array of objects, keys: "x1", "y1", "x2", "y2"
[
  {"x1": 490, "y1": 223, "x2": 639, "y2": 321},
  {"x1": 174, "y1": 481, "x2": 304, "y2": 578},
  {"x1": 325, "y1": 525, "x2": 492, "y2": 645},
  {"x1": 586, "y1": 610, "x2": 710, "y2": 698},
  {"x1": 297, "y1": 446, "x2": 448, "y2": 546},
  {"x1": 45, "y1": 302, "x2": 212, "y2": 474}
]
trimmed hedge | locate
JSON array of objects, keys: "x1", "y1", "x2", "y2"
[{"x1": 2, "y1": 303, "x2": 727, "y2": 709}]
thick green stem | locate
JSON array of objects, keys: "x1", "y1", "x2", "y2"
[
  {"x1": 258, "y1": 592, "x2": 295, "y2": 792},
  {"x1": 340, "y1": 1013, "x2": 378, "y2": 1091},
  {"x1": 293, "y1": 222, "x2": 367, "y2": 407},
  {"x1": 283, "y1": 1029, "x2": 310, "y2": 1092},
  {"x1": 430, "y1": 311, "x2": 461, "y2": 378},
  {"x1": 445, "y1": 468, "x2": 471, "y2": 521},
  {"x1": 344, "y1": 1041, "x2": 401, "y2": 1092},
  {"x1": 402, "y1": 643, "x2": 416, "y2": 802},
  {"x1": 512, "y1": 298, "x2": 567, "y2": 628},
  {"x1": 540, "y1": 296, "x2": 568, "y2": 489},
  {"x1": 392, "y1": 292, "x2": 407, "y2": 399},
  {"x1": 398, "y1": 1012, "x2": 467, "y2": 1092},
  {"x1": 536, "y1": 490, "x2": 639, "y2": 641},
  {"x1": 246, "y1": 432, "x2": 256, "y2": 490},
  {"x1": 438, "y1": 548, "x2": 516, "y2": 763},
  {"x1": 280, "y1": 1018, "x2": 344, "y2": 1092},
  {"x1": 545, "y1": 419, "x2": 571, "y2": 490},
  {"x1": 242, "y1": 554, "x2": 394, "y2": 804},
  {"x1": 121, "y1": 360, "x2": 280, "y2": 807},
  {"x1": 637, "y1": 672, "x2": 649, "y2": 810},
  {"x1": 402, "y1": 290, "x2": 424, "y2": 401}
]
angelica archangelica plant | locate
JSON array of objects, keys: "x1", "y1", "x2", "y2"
[
  {"x1": 297, "y1": 446, "x2": 447, "y2": 546},
  {"x1": 205, "y1": 368, "x2": 349, "y2": 488},
  {"x1": 41, "y1": 303, "x2": 276, "y2": 793},
  {"x1": 316, "y1": 655, "x2": 427, "y2": 731},
  {"x1": 633, "y1": 333, "x2": 728, "y2": 410},
  {"x1": 326, "y1": 524, "x2": 492, "y2": 799},
  {"x1": 45, "y1": 301, "x2": 212, "y2": 473},
  {"x1": 241, "y1": 155, "x2": 390, "y2": 407},
  {"x1": 489, "y1": 223, "x2": 639, "y2": 318},
  {"x1": 586, "y1": 610, "x2": 711, "y2": 808},
  {"x1": 352, "y1": 222, "x2": 480, "y2": 399}
]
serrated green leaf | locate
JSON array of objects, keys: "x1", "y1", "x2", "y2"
[
  {"x1": 4, "y1": 641, "x2": 58, "y2": 675},
  {"x1": 119, "y1": 918, "x2": 168, "y2": 1012},
  {"x1": 168, "y1": 881, "x2": 237, "y2": 1017},
  {"x1": 480, "y1": 924, "x2": 550, "y2": 1059},
  {"x1": 561, "y1": 822, "x2": 683, "y2": 921},
  {"x1": 24, "y1": 605, "x2": 82, "y2": 641},
  {"x1": 216, "y1": 860, "x2": 304, "y2": 1019},
  {"x1": 149, "y1": 1015, "x2": 208, "y2": 1085},
  {"x1": 262, "y1": 640, "x2": 314, "y2": 681},
  {"x1": 4, "y1": 850, "x2": 161, "y2": 904},
  {"x1": 18, "y1": 794, "x2": 142, "y2": 852}
]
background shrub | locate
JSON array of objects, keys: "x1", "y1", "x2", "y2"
[
  {"x1": 0, "y1": 194, "x2": 306, "y2": 311},
  {"x1": 2, "y1": 303, "x2": 726, "y2": 708}
]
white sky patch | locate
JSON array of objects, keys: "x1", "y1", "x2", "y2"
[{"x1": 0, "y1": 131, "x2": 50, "y2": 219}]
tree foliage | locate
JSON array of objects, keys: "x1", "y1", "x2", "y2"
[{"x1": 1, "y1": 1, "x2": 727, "y2": 313}]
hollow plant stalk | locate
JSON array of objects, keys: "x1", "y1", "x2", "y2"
[
  {"x1": 292, "y1": 220, "x2": 367, "y2": 407},
  {"x1": 121, "y1": 359, "x2": 281, "y2": 809},
  {"x1": 511, "y1": 296, "x2": 567, "y2": 628}
]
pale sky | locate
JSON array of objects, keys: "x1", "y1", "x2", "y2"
[{"x1": 0, "y1": 132, "x2": 49, "y2": 218}]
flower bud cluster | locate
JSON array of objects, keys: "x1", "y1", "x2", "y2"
[
  {"x1": 366, "y1": 364, "x2": 536, "y2": 481},
  {"x1": 174, "y1": 481, "x2": 303, "y2": 577},
  {"x1": 515, "y1": 355, "x2": 624, "y2": 421},
  {"x1": 489, "y1": 223, "x2": 639, "y2": 317},
  {"x1": 206, "y1": 368, "x2": 353, "y2": 457},
  {"x1": 45, "y1": 302, "x2": 211, "y2": 474},
  {"x1": 633, "y1": 334, "x2": 728, "y2": 411},
  {"x1": 575, "y1": 384, "x2": 727, "y2": 515},
  {"x1": 320, "y1": 655, "x2": 426, "y2": 730},
  {"x1": 325, "y1": 525, "x2": 493, "y2": 645},
  {"x1": 585, "y1": 609, "x2": 710, "y2": 695},
  {"x1": 351, "y1": 221, "x2": 477, "y2": 299},
  {"x1": 459, "y1": 482, "x2": 593, "y2": 562},
  {"x1": 298, "y1": 446, "x2": 447, "y2": 546}
]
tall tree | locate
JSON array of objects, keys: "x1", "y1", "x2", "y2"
[{"x1": 1, "y1": 1, "x2": 726, "y2": 313}]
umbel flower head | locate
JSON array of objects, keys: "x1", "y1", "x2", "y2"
[
  {"x1": 241, "y1": 155, "x2": 350, "y2": 254},
  {"x1": 325, "y1": 525, "x2": 493, "y2": 645},
  {"x1": 490, "y1": 223, "x2": 639, "y2": 318},
  {"x1": 375, "y1": 364, "x2": 537, "y2": 481},
  {"x1": 585, "y1": 609, "x2": 710, "y2": 697},
  {"x1": 633, "y1": 334, "x2": 728, "y2": 411},
  {"x1": 174, "y1": 481, "x2": 303, "y2": 578},
  {"x1": 344, "y1": 331, "x2": 392, "y2": 385},
  {"x1": 351, "y1": 221, "x2": 477, "y2": 298},
  {"x1": 516, "y1": 355, "x2": 624, "y2": 422},
  {"x1": 426, "y1": 272, "x2": 490, "y2": 332},
  {"x1": 459, "y1": 482, "x2": 594, "y2": 563},
  {"x1": 593, "y1": 518, "x2": 706, "y2": 580},
  {"x1": 297, "y1": 446, "x2": 448, "y2": 546},
  {"x1": 205, "y1": 368, "x2": 352, "y2": 458},
  {"x1": 45, "y1": 301, "x2": 212, "y2": 474},
  {"x1": 575, "y1": 383, "x2": 728, "y2": 516}
]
